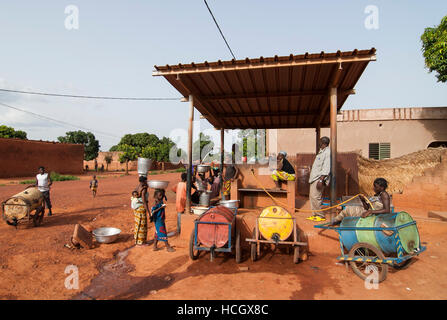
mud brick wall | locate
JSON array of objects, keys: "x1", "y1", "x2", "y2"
[
  {"x1": 83, "y1": 151, "x2": 184, "y2": 172},
  {"x1": 0, "y1": 138, "x2": 84, "y2": 178}
]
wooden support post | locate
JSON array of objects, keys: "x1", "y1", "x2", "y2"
[
  {"x1": 186, "y1": 95, "x2": 194, "y2": 214},
  {"x1": 329, "y1": 87, "x2": 337, "y2": 219},
  {"x1": 220, "y1": 128, "x2": 224, "y2": 199},
  {"x1": 315, "y1": 126, "x2": 321, "y2": 155}
]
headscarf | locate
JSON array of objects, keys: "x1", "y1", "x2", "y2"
[{"x1": 279, "y1": 151, "x2": 287, "y2": 158}]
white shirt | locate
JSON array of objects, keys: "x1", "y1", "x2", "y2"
[
  {"x1": 36, "y1": 173, "x2": 50, "y2": 192},
  {"x1": 309, "y1": 146, "x2": 331, "y2": 184}
]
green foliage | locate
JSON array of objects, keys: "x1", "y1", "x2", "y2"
[
  {"x1": 20, "y1": 172, "x2": 80, "y2": 183},
  {"x1": 50, "y1": 172, "x2": 80, "y2": 181},
  {"x1": 57, "y1": 130, "x2": 100, "y2": 161},
  {"x1": 0, "y1": 125, "x2": 27, "y2": 139},
  {"x1": 119, "y1": 133, "x2": 160, "y2": 149},
  {"x1": 421, "y1": 15, "x2": 447, "y2": 82},
  {"x1": 117, "y1": 144, "x2": 139, "y2": 163},
  {"x1": 237, "y1": 129, "x2": 266, "y2": 158},
  {"x1": 193, "y1": 133, "x2": 214, "y2": 161},
  {"x1": 19, "y1": 179, "x2": 35, "y2": 184},
  {"x1": 111, "y1": 132, "x2": 180, "y2": 162}
]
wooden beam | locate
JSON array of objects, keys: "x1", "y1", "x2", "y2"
[
  {"x1": 329, "y1": 87, "x2": 337, "y2": 219},
  {"x1": 215, "y1": 111, "x2": 318, "y2": 119},
  {"x1": 185, "y1": 95, "x2": 194, "y2": 214},
  {"x1": 220, "y1": 129, "x2": 224, "y2": 199},
  {"x1": 152, "y1": 55, "x2": 376, "y2": 76},
  {"x1": 315, "y1": 126, "x2": 321, "y2": 155},
  {"x1": 200, "y1": 89, "x2": 355, "y2": 101},
  {"x1": 314, "y1": 63, "x2": 344, "y2": 127},
  {"x1": 176, "y1": 75, "x2": 222, "y2": 127}
]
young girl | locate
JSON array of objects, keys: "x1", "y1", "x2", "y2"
[
  {"x1": 151, "y1": 189, "x2": 175, "y2": 252},
  {"x1": 330, "y1": 178, "x2": 391, "y2": 225}
]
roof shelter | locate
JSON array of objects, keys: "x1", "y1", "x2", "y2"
[{"x1": 153, "y1": 48, "x2": 376, "y2": 214}]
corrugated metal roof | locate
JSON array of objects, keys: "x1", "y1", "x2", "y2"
[{"x1": 153, "y1": 48, "x2": 376, "y2": 129}]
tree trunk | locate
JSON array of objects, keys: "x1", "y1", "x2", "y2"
[{"x1": 126, "y1": 161, "x2": 129, "y2": 175}]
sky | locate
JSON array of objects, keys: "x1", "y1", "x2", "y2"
[{"x1": 0, "y1": 1, "x2": 446, "y2": 152}]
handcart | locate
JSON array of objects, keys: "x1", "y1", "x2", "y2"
[
  {"x1": 246, "y1": 206, "x2": 307, "y2": 264},
  {"x1": 314, "y1": 211, "x2": 426, "y2": 282},
  {"x1": 189, "y1": 205, "x2": 241, "y2": 263}
]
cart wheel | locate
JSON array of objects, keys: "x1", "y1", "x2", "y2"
[
  {"x1": 32, "y1": 207, "x2": 44, "y2": 227},
  {"x1": 235, "y1": 228, "x2": 242, "y2": 263},
  {"x1": 348, "y1": 242, "x2": 388, "y2": 283},
  {"x1": 293, "y1": 232, "x2": 301, "y2": 264},
  {"x1": 189, "y1": 230, "x2": 200, "y2": 260},
  {"x1": 394, "y1": 258, "x2": 412, "y2": 270},
  {"x1": 250, "y1": 228, "x2": 257, "y2": 262}
]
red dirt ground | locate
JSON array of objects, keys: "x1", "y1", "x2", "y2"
[{"x1": 0, "y1": 171, "x2": 446, "y2": 300}]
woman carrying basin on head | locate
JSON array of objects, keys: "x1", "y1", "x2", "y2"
[{"x1": 132, "y1": 175, "x2": 150, "y2": 246}]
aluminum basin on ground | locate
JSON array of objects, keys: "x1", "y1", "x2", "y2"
[{"x1": 93, "y1": 227, "x2": 121, "y2": 244}]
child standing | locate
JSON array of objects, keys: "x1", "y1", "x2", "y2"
[
  {"x1": 151, "y1": 189, "x2": 175, "y2": 252},
  {"x1": 90, "y1": 175, "x2": 98, "y2": 198}
]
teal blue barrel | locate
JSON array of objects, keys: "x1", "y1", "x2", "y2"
[{"x1": 340, "y1": 212, "x2": 420, "y2": 254}]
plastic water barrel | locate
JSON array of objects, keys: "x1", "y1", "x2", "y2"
[{"x1": 340, "y1": 212, "x2": 420, "y2": 254}]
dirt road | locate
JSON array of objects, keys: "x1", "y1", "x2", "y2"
[{"x1": 0, "y1": 172, "x2": 446, "y2": 300}]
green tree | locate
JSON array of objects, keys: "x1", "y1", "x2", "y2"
[
  {"x1": 237, "y1": 129, "x2": 266, "y2": 160},
  {"x1": 111, "y1": 133, "x2": 179, "y2": 162},
  {"x1": 193, "y1": 133, "x2": 214, "y2": 162},
  {"x1": 117, "y1": 144, "x2": 138, "y2": 175},
  {"x1": 104, "y1": 153, "x2": 113, "y2": 171},
  {"x1": 119, "y1": 133, "x2": 160, "y2": 149},
  {"x1": 421, "y1": 15, "x2": 447, "y2": 82},
  {"x1": 57, "y1": 130, "x2": 100, "y2": 161},
  {"x1": 0, "y1": 125, "x2": 27, "y2": 139}
]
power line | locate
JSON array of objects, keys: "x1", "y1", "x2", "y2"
[
  {"x1": 203, "y1": 0, "x2": 236, "y2": 60},
  {"x1": 0, "y1": 88, "x2": 181, "y2": 101},
  {"x1": 0, "y1": 101, "x2": 120, "y2": 139}
]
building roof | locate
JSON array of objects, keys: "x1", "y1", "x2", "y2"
[{"x1": 153, "y1": 48, "x2": 376, "y2": 129}]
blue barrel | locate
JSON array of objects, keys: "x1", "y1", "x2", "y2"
[{"x1": 340, "y1": 212, "x2": 420, "y2": 254}]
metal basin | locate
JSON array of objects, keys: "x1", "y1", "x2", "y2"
[
  {"x1": 197, "y1": 165, "x2": 210, "y2": 173},
  {"x1": 148, "y1": 180, "x2": 169, "y2": 189},
  {"x1": 219, "y1": 200, "x2": 239, "y2": 209},
  {"x1": 93, "y1": 227, "x2": 121, "y2": 244},
  {"x1": 191, "y1": 206, "x2": 209, "y2": 215}
]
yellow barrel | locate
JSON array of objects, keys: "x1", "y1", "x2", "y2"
[
  {"x1": 2, "y1": 187, "x2": 43, "y2": 220},
  {"x1": 258, "y1": 206, "x2": 294, "y2": 241}
]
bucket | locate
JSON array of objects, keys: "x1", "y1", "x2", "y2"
[
  {"x1": 137, "y1": 158, "x2": 152, "y2": 176},
  {"x1": 199, "y1": 191, "x2": 212, "y2": 207},
  {"x1": 340, "y1": 212, "x2": 420, "y2": 254}
]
